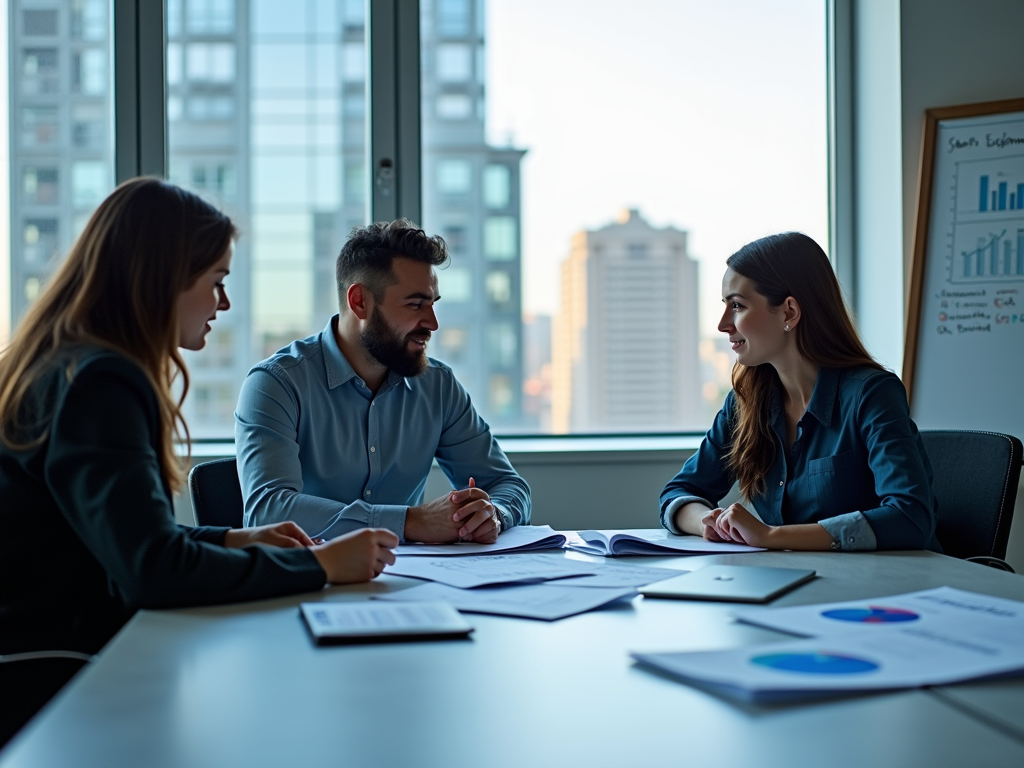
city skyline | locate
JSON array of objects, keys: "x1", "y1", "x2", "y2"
[{"x1": 3, "y1": 0, "x2": 827, "y2": 436}]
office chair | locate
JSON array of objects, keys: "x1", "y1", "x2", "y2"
[
  {"x1": 920, "y1": 430, "x2": 1023, "y2": 572},
  {"x1": 0, "y1": 652, "x2": 94, "y2": 746},
  {"x1": 188, "y1": 457, "x2": 245, "y2": 529}
]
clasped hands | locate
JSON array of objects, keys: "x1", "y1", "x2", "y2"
[
  {"x1": 405, "y1": 477, "x2": 501, "y2": 544},
  {"x1": 700, "y1": 503, "x2": 773, "y2": 548}
]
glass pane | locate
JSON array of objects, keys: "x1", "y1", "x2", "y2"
[
  {"x1": 3, "y1": 0, "x2": 115, "y2": 341},
  {"x1": 420, "y1": 0, "x2": 827, "y2": 433},
  {"x1": 168, "y1": 0, "x2": 369, "y2": 439}
]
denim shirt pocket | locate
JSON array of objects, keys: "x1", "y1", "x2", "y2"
[{"x1": 808, "y1": 451, "x2": 867, "y2": 514}]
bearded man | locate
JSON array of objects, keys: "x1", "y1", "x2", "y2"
[{"x1": 235, "y1": 219, "x2": 530, "y2": 544}]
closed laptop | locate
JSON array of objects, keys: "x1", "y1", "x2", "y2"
[{"x1": 640, "y1": 565, "x2": 816, "y2": 603}]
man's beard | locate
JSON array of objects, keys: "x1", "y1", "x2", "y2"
[{"x1": 360, "y1": 306, "x2": 430, "y2": 377}]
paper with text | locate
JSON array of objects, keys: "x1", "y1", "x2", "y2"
[
  {"x1": 395, "y1": 525, "x2": 566, "y2": 556},
  {"x1": 571, "y1": 529, "x2": 764, "y2": 556},
  {"x1": 374, "y1": 582, "x2": 636, "y2": 621},
  {"x1": 387, "y1": 553, "x2": 599, "y2": 588},
  {"x1": 733, "y1": 586, "x2": 1024, "y2": 643}
]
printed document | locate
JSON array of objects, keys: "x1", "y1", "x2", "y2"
[
  {"x1": 631, "y1": 622, "x2": 1024, "y2": 703},
  {"x1": 633, "y1": 586, "x2": 1024, "y2": 702},
  {"x1": 299, "y1": 601, "x2": 473, "y2": 644},
  {"x1": 570, "y1": 529, "x2": 764, "y2": 556},
  {"x1": 395, "y1": 525, "x2": 567, "y2": 556},
  {"x1": 558, "y1": 561, "x2": 687, "y2": 588},
  {"x1": 733, "y1": 586, "x2": 1024, "y2": 642},
  {"x1": 387, "y1": 553, "x2": 600, "y2": 588},
  {"x1": 374, "y1": 582, "x2": 636, "y2": 621}
]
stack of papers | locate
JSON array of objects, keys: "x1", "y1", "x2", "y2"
[
  {"x1": 374, "y1": 582, "x2": 637, "y2": 621},
  {"x1": 631, "y1": 587, "x2": 1024, "y2": 702},
  {"x1": 394, "y1": 525, "x2": 567, "y2": 556},
  {"x1": 300, "y1": 602, "x2": 473, "y2": 645},
  {"x1": 571, "y1": 529, "x2": 764, "y2": 556},
  {"x1": 380, "y1": 527, "x2": 698, "y2": 622},
  {"x1": 387, "y1": 553, "x2": 599, "y2": 588}
]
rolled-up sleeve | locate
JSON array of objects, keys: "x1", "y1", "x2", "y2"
[
  {"x1": 660, "y1": 392, "x2": 738, "y2": 533},
  {"x1": 852, "y1": 374, "x2": 937, "y2": 550},
  {"x1": 433, "y1": 374, "x2": 531, "y2": 529},
  {"x1": 818, "y1": 511, "x2": 878, "y2": 551},
  {"x1": 235, "y1": 367, "x2": 409, "y2": 540}
]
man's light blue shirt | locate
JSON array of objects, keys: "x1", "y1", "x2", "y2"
[{"x1": 235, "y1": 316, "x2": 531, "y2": 541}]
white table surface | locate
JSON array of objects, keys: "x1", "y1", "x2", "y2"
[{"x1": 2, "y1": 548, "x2": 1023, "y2": 768}]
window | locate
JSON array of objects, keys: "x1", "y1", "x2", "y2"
[
  {"x1": 483, "y1": 164, "x2": 510, "y2": 209},
  {"x1": 71, "y1": 1, "x2": 107, "y2": 41},
  {"x1": 71, "y1": 161, "x2": 109, "y2": 208},
  {"x1": 438, "y1": 267, "x2": 472, "y2": 303},
  {"x1": 436, "y1": 44, "x2": 471, "y2": 82},
  {"x1": 485, "y1": 271, "x2": 512, "y2": 307},
  {"x1": 23, "y1": 168, "x2": 59, "y2": 205},
  {"x1": 72, "y1": 49, "x2": 107, "y2": 94},
  {"x1": 437, "y1": 0, "x2": 471, "y2": 37},
  {"x1": 24, "y1": 9, "x2": 58, "y2": 36},
  {"x1": 421, "y1": 0, "x2": 827, "y2": 433},
  {"x1": 22, "y1": 107, "x2": 59, "y2": 147},
  {"x1": 4, "y1": 0, "x2": 826, "y2": 442},
  {"x1": 186, "y1": 0, "x2": 235, "y2": 34},
  {"x1": 167, "y1": 0, "x2": 370, "y2": 438},
  {"x1": 436, "y1": 93, "x2": 471, "y2": 119},
  {"x1": 437, "y1": 159, "x2": 472, "y2": 194},
  {"x1": 23, "y1": 219, "x2": 59, "y2": 263},
  {"x1": 186, "y1": 43, "x2": 235, "y2": 82},
  {"x1": 483, "y1": 217, "x2": 517, "y2": 260},
  {"x1": 22, "y1": 48, "x2": 59, "y2": 94}
]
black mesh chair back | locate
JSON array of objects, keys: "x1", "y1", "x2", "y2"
[
  {"x1": 188, "y1": 457, "x2": 245, "y2": 529},
  {"x1": 920, "y1": 430, "x2": 1022, "y2": 563}
]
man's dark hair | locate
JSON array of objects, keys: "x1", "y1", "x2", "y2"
[{"x1": 336, "y1": 219, "x2": 449, "y2": 306}]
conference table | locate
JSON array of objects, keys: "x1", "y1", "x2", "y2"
[{"x1": 2, "y1": 545, "x2": 1023, "y2": 768}]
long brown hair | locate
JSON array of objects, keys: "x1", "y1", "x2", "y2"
[
  {"x1": 725, "y1": 233, "x2": 882, "y2": 499},
  {"x1": 0, "y1": 177, "x2": 236, "y2": 491}
]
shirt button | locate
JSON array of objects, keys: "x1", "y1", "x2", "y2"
[
  {"x1": 779, "y1": 481, "x2": 784, "y2": 487},
  {"x1": 848, "y1": 536, "x2": 855, "y2": 543},
  {"x1": 370, "y1": 446, "x2": 376, "y2": 453},
  {"x1": 365, "y1": 490, "x2": 372, "y2": 497}
]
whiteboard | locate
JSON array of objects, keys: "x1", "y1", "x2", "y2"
[{"x1": 905, "y1": 104, "x2": 1024, "y2": 439}]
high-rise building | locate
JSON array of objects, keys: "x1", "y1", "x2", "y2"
[
  {"x1": 6, "y1": 0, "x2": 525, "y2": 435},
  {"x1": 7, "y1": 0, "x2": 113, "y2": 327},
  {"x1": 420, "y1": 0, "x2": 526, "y2": 429},
  {"x1": 552, "y1": 208, "x2": 701, "y2": 432}
]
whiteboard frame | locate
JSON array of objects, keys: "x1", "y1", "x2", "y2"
[{"x1": 903, "y1": 97, "x2": 1024, "y2": 401}]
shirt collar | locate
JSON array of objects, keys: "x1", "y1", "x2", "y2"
[
  {"x1": 767, "y1": 365, "x2": 839, "y2": 429},
  {"x1": 804, "y1": 366, "x2": 839, "y2": 428},
  {"x1": 320, "y1": 315, "x2": 414, "y2": 392}
]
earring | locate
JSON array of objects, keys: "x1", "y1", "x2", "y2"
[{"x1": 784, "y1": 324, "x2": 791, "y2": 331}]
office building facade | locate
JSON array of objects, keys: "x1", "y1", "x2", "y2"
[{"x1": 552, "y1": 208, "x2": 701, "y2": 432}]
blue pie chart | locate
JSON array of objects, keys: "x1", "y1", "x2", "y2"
[
  {"x1": 821, "y1": 606, "x2": 919, "y2": 624},
  {"x1": 751, "y1": 652, "x2": 879, "y2": 675}
]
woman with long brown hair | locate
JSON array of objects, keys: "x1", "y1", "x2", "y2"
[
  {"x1": 661, "y1": 232, "x2": 939, "y2": 551},
  {"x1": 0, "y1": 179, "x2": 397, "y2": 742}
]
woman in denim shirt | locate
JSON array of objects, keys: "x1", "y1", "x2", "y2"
[{"x1": 661, "y1": 232, "x2": 940, "y2": 551}]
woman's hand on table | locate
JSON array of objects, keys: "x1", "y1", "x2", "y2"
[
  {"x1": 701, "y1": 503, "x2": 771, "y2": 547},
  {"x1": 311, "y1": 528, "x2": 399, "y2": 583},
  {"x1": 224, "y1": 521, "x2": 316, "y2": 549}
]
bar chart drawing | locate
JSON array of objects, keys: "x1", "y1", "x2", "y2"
[{"x1": 949, "y1": 154, "x2": 1024, "y2": 284}]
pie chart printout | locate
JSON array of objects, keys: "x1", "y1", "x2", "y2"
[
  {"x1": 821, "y1": 606, "x2": 920, "y2": 624},
  {"x1": 751, "y1": 653, "x2": 880, "y2": 675}
]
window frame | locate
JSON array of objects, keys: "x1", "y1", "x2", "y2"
[{"x1": 115, "y1": 0, "x2": 842, "y2": 441}]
